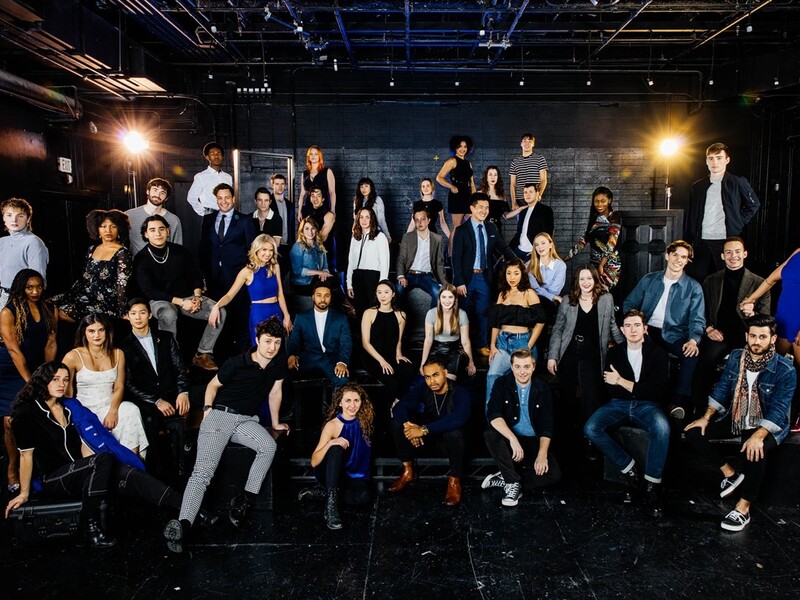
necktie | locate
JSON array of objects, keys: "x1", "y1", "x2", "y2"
[
  {"x1": 477, "y1": 224, "x2": 487, "y2": 270},
  {"x1": 217, "y1": 214, "x2": 226, "y2": 240}
]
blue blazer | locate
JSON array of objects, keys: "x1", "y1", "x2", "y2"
[
  {"x1": 200, "y1": 209, "x2": 256, "y2": 296},
  {"x1": 287, "y1": 308, "x2": 352, "y2": 366},
  {"x1": 451, "y1": 220, "x2": 515, "y2": 287}
]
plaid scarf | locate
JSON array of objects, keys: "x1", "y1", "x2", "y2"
[{"x1": 730, "y1": 345, "x2": 775, "y2": 435}]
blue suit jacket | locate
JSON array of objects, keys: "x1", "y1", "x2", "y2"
[
  {"x1": 199, "y1": 209, "x2": 256, "y2": 297},
  {"x1": 451, "y1": 220, "x2": 515, "y2": 287},
  {"x1": 287, "y1": 308, "x2": 352, "y2": 366}
]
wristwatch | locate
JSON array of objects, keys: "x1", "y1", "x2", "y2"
[
  {"x1": 203, "y1": 405, "x2": 213, "y2": 412},
  {"x1": 420, "y1": 425, "x2": 429, "y2": 436}
]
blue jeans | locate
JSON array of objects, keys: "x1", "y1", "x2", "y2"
[
  {"x1": 583, "y1": 399, "x2": 671, "y2": 483},
  {"x1": 648, "y1": 327, "x2": 699, "y2": 403},
  {"x1": 396, "y1": 273, "x2": 442, "y2": 309},
  {"x1": 464, "y1": 274, "x2": 490, "y2": 348},
  {"x1": 485, "y1": 331, "x2": 534, "y2": 406}
]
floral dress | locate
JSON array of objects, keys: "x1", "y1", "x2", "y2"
[
  {"x1": 54, "y1": 245, "x2": 132, "y2": 320},
  {"x1": 567, "y1": 214, "x2": 621, "y2": 291}
]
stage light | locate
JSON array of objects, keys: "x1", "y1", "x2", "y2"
[
  {"x1": 659, "y1": 138, "x2": 679, "y2": 157},
  {"x1": 479, "y1": 29, "x2": 486, "y2": 37},
  {"x1": 123, "y1": 131, "x2": 148, "y2": 155},
  {"x1": 455, "y1": 79, "x2": 460, "y2": 87},
  {"x1": 586, "y1": 78, "x2": 592, "y2": 86},
  {"x1": 389, "y1": 78, "x2": 395, "y2": 87},
  {"x1": 774, "y1": 76, "x2": 780, "y2": 86},
  {"x1": 519, "y1": 79, "x2": 525, "y2": 86},
  {"x1": 333, "y1": 59, "x2": 338, "y2": 72},
  {"x1": 708, "y1": 78, "x2": 714, "y2": 86},
  {"x1": 647, "y1": 77, "x2": 654, "y2": 86}
]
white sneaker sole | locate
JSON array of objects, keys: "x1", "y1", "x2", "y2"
[
  {"x1": 720, "y1": 473, "x2": 745, "y2": 498},
  {"x1": 481, "y1": 472, "x2": 504, "y2": 490},
  {"x1": 501, "y1": 494, "x2": 522, "y2": 507}
]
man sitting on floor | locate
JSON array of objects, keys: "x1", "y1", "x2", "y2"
[
  {"x1": 683, "y1": 314, "x2": 796, "y2": 531},
  {"x1": 584, "y1": 309, "x2": 670, "y2": 516},
  {"x1": 482, "y1": 349, "x2": 562, "y2": 507}
]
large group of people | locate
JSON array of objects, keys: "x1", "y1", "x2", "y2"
[{"x1": 1, "y1": 137, "x2": 798, "y2": 553}]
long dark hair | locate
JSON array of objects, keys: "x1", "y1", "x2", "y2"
[
  {"x1": 4, "y1": 269, "x2": 56, "y2": 342},
  {"x1": 74, "y1": 313, "x2": 114, "y2": 355},
  {"x1": 11, "y1": 361, "x2": 69, "y2": 414},
  {"x1": 371, "y1": 279, "x2": 402, "y2": 312},
  {"x1": 478, "y1": 166, "x2": 506, "y2": 200},
  {"x1": 352, "y1": 207, "x2": 379, "y2": 241},
  {"x1": 567, "y1": 265, "x2": 605, "y2": 306},
  {"x1": 497, "y1": 258, "x2": 532, "y2": 300},
  {"x1": 354, "y1": 177, "x2": 378, "y2": 213},
  {"x1": 585, "y1": 186, "x2": 617, "y2": 236}
]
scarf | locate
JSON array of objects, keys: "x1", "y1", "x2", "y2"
[{"x1": 730, "y1": 345, "x2": 775, "y2": 435}]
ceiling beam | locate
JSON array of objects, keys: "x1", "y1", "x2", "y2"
[
  {"x1": 489, "y1": 0, "x2": 528, "y2": 68},
  {"x1": 334, "y1": 10, "x2": 357, "y2": 67},
  {"x1": 586, "y1": 0, "x2": 653, "y2": 63}
]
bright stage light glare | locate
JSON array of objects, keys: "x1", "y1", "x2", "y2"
[
  {"x1": 123, "y1": 131, "x2": 149, "y2": 154},
  {"x1": 659, "y1": 138, "x2": 679, "y2": 157}
]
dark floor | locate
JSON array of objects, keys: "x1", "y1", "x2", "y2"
[{"x1": 3, "y1": 442, "x2": 800, "y2": 600}]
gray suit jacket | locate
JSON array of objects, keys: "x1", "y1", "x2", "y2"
[
  {"x1": 396, "y1": 230, "x2": 448, "y2": 284},
  {"x1": 702, "y1": 267, "x2": 770, "y2": 329},
  {"x1": 547, "y1": 293, "x2": 624, "y2": 371}
]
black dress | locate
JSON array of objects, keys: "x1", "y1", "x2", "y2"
[
  {"x1": 301, "y1": 167, "x2": 332, "y2": 217},
  {"x1": 54, "y1": 245, "x2": 132, "y2": 320},
  {"x1": 0, "y1": 303, "x2": 50, "y2": 416},
  {"x1": 446, "y1": 157, "x2": 473, "y2": 215},
  {"x1": 362, "y1": 310, "x2": 413, "y2": 403}
]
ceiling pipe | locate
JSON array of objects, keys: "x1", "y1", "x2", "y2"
[
  {"x1": 489, "y1": 0, "x2": 529, "y2": 68},
  {"x1": 334, "y1": 10, "x2": 356, "y2": 67},
  {"x1": 0, "y1": 69, "x2": 83, "y2": 118},
  {"x1": 404, "y1": 0, "x2": 411, "y2": 67},
  {"x1": 584, "y1": 0, "x2": 653, "y2": 64}
]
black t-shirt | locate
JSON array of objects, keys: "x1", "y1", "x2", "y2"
[
  {"x1": 717, "y1": 268, "x2": 746, "y2": 340},
  {"x1": 13, "y1": 399, "x2": 84, "y2": 477},
  {"x1": 215, "y1": 350, "x2": 288, "y2": 416}
]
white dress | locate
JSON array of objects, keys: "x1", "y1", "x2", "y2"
[{"x1": 75, "y1": 349, "x2": 149, "y2": 453}]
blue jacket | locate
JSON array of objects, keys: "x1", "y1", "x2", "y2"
[
  {"x1": 287, "y1": 307, "x2": 352, "y2": 366},
  {"x1": 199, "y1": 209, "x2": 256, "y2": 297},
  {"x1": 709, "y1": 349, "x2": 796, "y2": 444},
  {"x1": 290, "y1": 241, "x2": 329, "y2": 287},
  {"x1": 451, "y1": 219, "x2": 515, "y2": 287},
  {"x1": 623, "y1": 272, "x2": 705, "y2": 344},
  {"x1": 393, "y1": 377, "x2": 471, "y2": 434}
]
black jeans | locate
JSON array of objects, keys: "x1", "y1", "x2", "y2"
[
  {"x1": 41, "y1": 452, "x2": 181, "y2": 516},
  {"x1": 684, "y1": 421, "x2": 778, "y2": 502},
  {"x1": 693, "y1": 336, "x2": 736, "y2": 416},
  {"x1": 391, "y1": 421, "x2": 465, "y2": 477},
  {"x1": 483, "y1": 428, "x2": 562, "y2": 488},
  {"x1": 316, "y1": 445, "x2": 371, "y2": 505},
  {"x1": 558, "y1": 348, "x2": 604, "y2": 423}
]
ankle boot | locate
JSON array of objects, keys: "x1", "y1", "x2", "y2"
[
  {"x1": 82, "y1": 517, "x2": 117, "y2": 549},
  {"x1": 325, "y1": 488, "x2": 342, "y2": 530},
  {"x1": 388, "y1": 461, "x2": 416, "y2": 493},
  {"x1": 228, "y1": 492, "x2": 253, "y2": 528},
  {"x1": 444, "y1": 475, "x2": 462, "y2": 506}
]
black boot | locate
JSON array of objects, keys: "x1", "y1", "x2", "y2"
[
  {"x1": 163, "y1": 519, "x2": 186, "y2": 554},
  {"x1": 82, "y1": 517, "x2": 117, "y2": 549},
  {"x1": 196, "y1": 508, "x2": 219, "y2": 528},
  {"x1": 228, "y1": 493, "x2": 253, "y2": 528},
  {"x1": 325, "y1": 488, "x2": 342, "y2": 530},
  {"x1": 644, "y1": 482, "x2": 664, "y2": 518}
]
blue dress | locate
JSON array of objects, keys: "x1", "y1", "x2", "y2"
[
  {"x1": 247, "y1": 267, "x2": 282, "y2": 345},
  {"x1": 0, "y1": 303, "x2": 50, "y2": 416},
  {"x1": 776, "y1": 251, "x2": 800, "y2": 341}
]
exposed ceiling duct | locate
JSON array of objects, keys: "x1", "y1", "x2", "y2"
[{"x1": 0, "y1": 68, "x2": 82, "y2": 118}]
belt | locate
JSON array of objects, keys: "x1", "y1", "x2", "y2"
[
  {"x1": 500, "y1": 331, "x2": 530, "y2": 339},
  {"x1": 473, "y1": 269, "x2": 484, "y2": 274},
  {"x1": 213, "y1": 404, "x2": 240, "y2": 415},
  {"x1": 407, "y1": 270, "x2": 431, "y2": 275}
]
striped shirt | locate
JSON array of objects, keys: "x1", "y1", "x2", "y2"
[{"x1": 510, "y1": 153, "x2": 548, "y2": 202}]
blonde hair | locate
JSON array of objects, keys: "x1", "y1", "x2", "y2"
[
  {"x1": 248, "y1": 234, "x2": 278, "y2": 277},
  {"x1": 528, "y1": 233, "x2": 562, "y2": 285},
  {"x1": 296, "y1": 217, "x2": 327, "y2": 253}
]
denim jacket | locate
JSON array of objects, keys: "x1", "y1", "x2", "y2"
[
  {"x1": 290, "y1": 241, "x2": 329, "y2": 286},
  {"x1": 709, "y1": 349, "x2": 796, "y2": 444},
  {"x1": 623, "y1": 272, "x2": 705, "y2": 344}
]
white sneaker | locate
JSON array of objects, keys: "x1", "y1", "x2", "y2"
[
  {"x1": 481, "y1": 472, "x2": 505, "y2": 490},
  {"x1": 719, "y1": 472, "x2": 745, "y2": 498},
  {"x1": 501, "y1": 482, "x2": 522, "y2": 507},
  {"x1": 721, "y1": 509, "x2": 750, "y2": 531}
]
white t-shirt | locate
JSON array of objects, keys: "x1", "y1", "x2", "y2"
[
  {"x1": 702, "y1": 174, "x2": 726, "y2": 239},
  {"x1": 314, "y1": 309, "x2": 328, "y2": 353},
  {"x1": 648, "y1": 277, "x2": 678, "y2": 329},
  {"x1": 627, "y1": 347, "x2": 643, "y2": 382}
]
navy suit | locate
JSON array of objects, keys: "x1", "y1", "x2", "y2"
[
  {"x1": 452, "y1": 219, "x2": 515, "y2": 347},
  {"x1": 287, "y1": 308, "x2": 352, "y2": 386},
  {"x1": 199, "y1": 209, "x2": 256, "y2": 299}
]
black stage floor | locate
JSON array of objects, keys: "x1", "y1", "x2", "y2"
[{"x1": 3, "y1": 447, "x2": 800, "y2": 600}]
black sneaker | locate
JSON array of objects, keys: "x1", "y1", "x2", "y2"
[
  {"x1": 228, "y1": 493, "x2": 252, "y2": 528},
  {"x1": 669, "y1": 405, "x2": 686, "y2": 421},
  {"x1": 501, "y1": 482, "x2": 522, "y2": 507},
  {"x1": 721, "y1": 509, "x2": 750, "y2": 531},
  {"x1": 481, "y1": 472, "x2": 505, "y2": 490},
  {"x1": 164, "y1": 519, "x2": 184, "y2": 554},
  {"x1": 719, "y1": 472, "x2": 745, "y2": 498}
]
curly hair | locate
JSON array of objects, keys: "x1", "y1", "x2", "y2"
[
  {"x1": 567, "y1": 265, "x2": 606, "y2": 306},
  {"x1": 449, "y1": 135, "x2": 474, "y2": 154},
  {"x1": 4, "y1": 269, "x2": 56, "y2": 343},
  {"x1": 497, "y1": 258, "x2": 532, "y2": 299},
  {"x1": 585, "y1": 187, "x2": 617, "y2": 236},
  {"x1": 352, "y1": 207, "x2": 379, "y2": 241},
  {"x1": 248, "y1": 234, "x2": 279, "y2": 277},
  {"x1": 86, "y1": 209, "x2": 130, "y2": 246},
  {"x1": 478, "y1": 166, "x2": 506, "y2": 200},
  {"x1": 296, "y1": 217, "x2": 326, "y2": 253},
  {"x1": 11, "y1": 361, "x2": 69, "y2": 415},
  {"x1": 327, "y1": 382, "x2": 374, "y2": 440},
  {"x1": 74, "y1": 313, "x2": 114, "y2": 355},
  {"x1": 254, "y1": 316, "x2": 285, "y2": 341}
]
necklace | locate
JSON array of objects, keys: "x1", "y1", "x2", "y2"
[
  {"x1": 433, "y1": 391, "x2": 447, "y2": 415},
  {"x1": 147, "y1": 245, "x2": 169, "y2": 264}
]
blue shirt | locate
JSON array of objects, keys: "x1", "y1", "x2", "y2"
[
  {"x1": 470, "y1": 219, "x2": 488, "y2": 271},
  {"x1": 511, "y1": 382, "x2": 536, "y2": 437},
  {"x1": 529, "y1": 258, "x2": 566, "y2": 301}
]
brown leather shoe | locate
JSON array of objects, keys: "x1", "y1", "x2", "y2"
[
  {"x1": 478, "y1": 347, "x2": 490, "y2": 357},
  {"x1": 192, "y1": 353, "x2": 219, "y2": 371},
  {"x1": 444, "y1": 475, "x2": 462, "y2": 506},
  {"x1": 387, "y1": 461, "x2": 416, "y2": 493}
]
